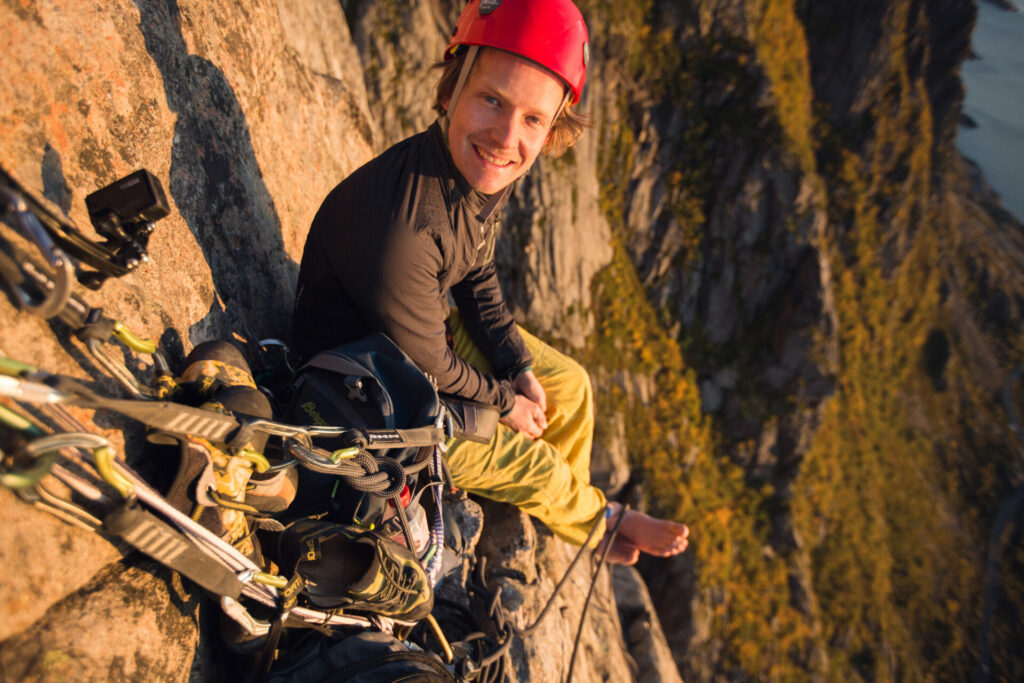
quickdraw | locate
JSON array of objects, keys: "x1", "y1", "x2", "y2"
[{"x1": 0, "y1": 380, "x2": 426, "y2": 634}]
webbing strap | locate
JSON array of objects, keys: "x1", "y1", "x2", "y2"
[
  {"x1": 439, "y1": 396, "x2": 499, "y2": 444},
  {"x1": 103, "y1": 504, "x2": 244, "y2": 599},
  {"x1": 256, "y1": 613, "x2": 287, "y2": 681},
  {"x1": 440, "y1": 44, "x2": 480, "y2": 139},
  {"x1": 362, "y1": 426, "x2": 445, "y2": 448},
  {"x1": 46, "y1": 376, "x2": 240, "y2": 442}
]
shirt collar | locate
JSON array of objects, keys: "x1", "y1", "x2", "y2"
[{"x1": 427, "y1": 119, "x2": 511, "y2": 223}]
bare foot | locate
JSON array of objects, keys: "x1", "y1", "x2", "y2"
[
  {"x1": 596, "y1": 535, "x2": 640, "y2": 565},
  {"x1": 606, "y1": 502, "x2": 689, "y2": 558}
]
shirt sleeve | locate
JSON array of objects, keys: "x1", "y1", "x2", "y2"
[{"x1": 449, "y1": 253, "x2": 532, "y2": 380}]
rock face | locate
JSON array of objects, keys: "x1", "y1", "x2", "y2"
[
  {"x1": 612, "y1": 566, "x2": 685, "y2": 683},
  {"x1": 1, "y1": 1, "x2": 378, "y2": 677},
  {"x1": 3, "y1": 0, "x2": 1023, "y2": 680}
]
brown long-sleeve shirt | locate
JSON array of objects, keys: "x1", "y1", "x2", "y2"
[{"x1": 292, "y1": 121, "x2": 531, "y2": 414}]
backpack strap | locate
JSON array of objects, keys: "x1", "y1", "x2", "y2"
[{"x1": 439, "y1": 395, "x2": 499, "y2": 445}]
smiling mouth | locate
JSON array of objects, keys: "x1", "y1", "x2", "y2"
[{"x1": 473, "y1": 144, "x2": 515, "y2": 167}]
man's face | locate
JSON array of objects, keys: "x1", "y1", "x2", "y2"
[{"x1": 444, "y1": 48, "x2": 566, "y2": 195}]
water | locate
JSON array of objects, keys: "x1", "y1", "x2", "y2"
[{"x1": 957, "y1": 0, "x2": 1024, "y2": 222}]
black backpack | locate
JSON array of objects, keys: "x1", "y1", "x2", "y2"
[
  {"x1": 281, "y1": 333, "x2": 499, "y2": 525},
  {"x1": 286, "y1": 332, "x2": 442, "y2": 465},
  {"x1": 282, "y1": 333, "x2": 441, "y2": 523}
]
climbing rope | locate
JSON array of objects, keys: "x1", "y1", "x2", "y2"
[{"x1": 458, "y1": 502, "x2": 627, "y2": 683}]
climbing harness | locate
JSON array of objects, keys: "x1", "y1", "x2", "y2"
[
  {"x1": 0, "y1": 323, "x2": 472, "y2": 668},
  {"x1": 2, "y1": 350, "x2": 625, "y2": 682},
  {"x1": 0, "y1": 360, "x2": 444, "y2": 633}
]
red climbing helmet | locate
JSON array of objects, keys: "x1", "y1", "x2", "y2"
[{"x1": 446, "y1": 0, "x2": 590, "y2": 105}]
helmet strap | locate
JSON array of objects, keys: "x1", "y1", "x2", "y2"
[{"x1": 442, "y1": 45, "x2": 479, "y2": 137}]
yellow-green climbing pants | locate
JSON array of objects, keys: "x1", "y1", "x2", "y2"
[{"x1": 444, "y1": 311, "x2": 607, "y2": 548}]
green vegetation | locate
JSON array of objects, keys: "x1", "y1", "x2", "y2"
[
  {"x1": 745, "y1": 0, "x2": 817, "y2": 177},
  {"x1": 585, "y1": 237, "x2": 824, "y2": 680},
  {"x1": 578, "y1": 0, "x2": 1024, "y2": 679}
]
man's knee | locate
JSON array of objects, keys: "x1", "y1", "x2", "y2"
[
  {"x1": 546, "y1": 353, "x2": 592, "y2": 410},
  {"x1": 569, "y1": 356, "x2": 592, "y2": 396}
]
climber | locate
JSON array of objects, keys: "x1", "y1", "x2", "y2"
[{"x1": 292, "y1": 0, "x2": 688, "y2": 565}]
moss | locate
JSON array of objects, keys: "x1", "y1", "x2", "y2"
[
  {"x1": 744, "y1": 0, "x2": 817, "y2": 175},
  {"x1": 40, "y1": 649, "x2": 73, "y2": 671}
]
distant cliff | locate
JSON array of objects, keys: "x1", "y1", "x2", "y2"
[
  {"x1": 357, "y1": 0, "x2": 1024, "y2": 679},
  {"x1": 1, "y1": 0, "x2": 1022, "y2": 681}
]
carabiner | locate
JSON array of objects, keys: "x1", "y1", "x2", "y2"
[
  {"x1": 0, "y1": 374, "x2": 66, "y2": 404},
  {"x1": 112, "y1": 320, "x2": 157, "y2": 355},
  {"x1": 0, "y1": 184, "x2": 74, "y2": 319},
  {"x1": 237, "y1": 447, "x2": 271, "y2": 474},
  {"x1": 0, "y1": 357, "x2": 38, "y2": 377},
  {"x1": 220, "y1": 596, "x2": 272, "y2": 638},
  {"x1": 425, "y1": 614, "x2": 455, "y2": 664},
  {"x1": 329, "y1": 446, "x2": 360, "y2": 464},
  {"x1": 21, "y1": 432, "x2": 135, "y2": 499},
  {"x1": 92, "y1": 444, "x2": 135, "y2": 499},
  {"x1": 0, "y1": 451, "x2": 58, "y2": 491},
  {"x1": 0, "y1": 402, "x2": 42, "y2": 435},
  {"x1": 80, "y1": 315, "x2": 167, "y2": 399},
  {"x1": 1, "y1": 433, "x2": 110, "y2": 492}
]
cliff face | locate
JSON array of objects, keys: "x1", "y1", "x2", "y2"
[
  {"x1": 0, "y1": 1, "x2": 655, "y2": 680},
  {"x1": 566, "y1": 0, "x2": 1024, "y2": 680},
  {"x1": 1, "y1": 1, "x2": 376, "y2": 679},
  {"x1": 2, "y1": 0, "x2": 1022, "y2": 681}
]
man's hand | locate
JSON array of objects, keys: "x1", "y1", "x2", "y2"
[
  {"x1": 500, "y1": 393, "x2": 547, "y2": 439},
  {"x1": 501, "y1": 371, "x2": 549, "y2": 439},
  {"x1": 513, "y1": 370, "x2": 547, "y2": 414}
]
